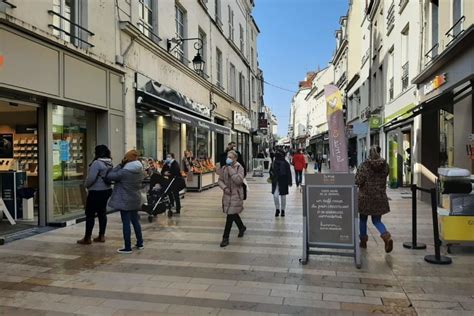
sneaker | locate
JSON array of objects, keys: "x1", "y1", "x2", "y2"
[
  {"x1": 117, "y1": 248, "x2": 132, "y2": 254},
  {"x1": 238, "y1": 226, "x2": 247, "y2": 238},
  {"x1": 134, "y1": 245, "x2": 144, "y2": 250}
]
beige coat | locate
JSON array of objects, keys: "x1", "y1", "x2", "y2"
[{"x1": 218, "y1": 162, "x2": 245, "y2": 214}]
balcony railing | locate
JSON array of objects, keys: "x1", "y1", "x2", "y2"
[
  {"x1": 401, "y1": 62, "x2": 409, "y2": 91},
  {"x1": 389, "y1": 77, "x2": 394, "y2": 100},
  {"x1": 48, "y1": 10, "x2": 94, "y2": 48},
  {"x1": 424, "y1": 43, "x2": 439, "y2": 65},
  {"x1": 446, "y1": 16, "x2": 465, "y2": 47},
  {"x1": 137, "y1": 20, "x2": 162, "y2": 44},
  {"x1": 399, "y1": 0, "x2": 409, "y2": 13},
  {"x1": 386, "y1": 2, "x2": 395, "y2": 35},
  {"x1": 1, "y1": 0, "x2": 16, "y2": 8}
]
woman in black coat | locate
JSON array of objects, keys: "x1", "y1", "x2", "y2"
[
  {"x1": 270, "y1": 151, "x2": 292, "y2": 217},
  {"x1": 162, "y1": 153, "x2": 185, "y2": 214}
]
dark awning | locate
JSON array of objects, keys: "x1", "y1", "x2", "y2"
[{"x1": 170, "y1": 109, "x2": 230, "y2": 135}]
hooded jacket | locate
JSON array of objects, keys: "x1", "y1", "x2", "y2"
[
  {"x1": 106, "y1": 160, "x2": 145, "y2": 211},
  {"x1": 355, "y1": 158, "x2": 390, "y2": 216},
  {"x1": 218, "y1": 162, "x2": 245, "y2": 214},
  {"x1": 84, "y1": 158, "x2": 113, "y2": 191}
]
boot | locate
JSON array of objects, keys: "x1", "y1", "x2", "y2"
[
  {"x1": 77, "y1": 237, "x2": 92, "y2": 245},
  {"x1": 238, "y1": 226, "x2": 247, "y2": 238},
  {"x1": 359, "y1": 235, "x2": 368, "y2": 249},
  {"x1": 281, "y1": 210, "x2": 285, "y2": 217},
  {"x1": 220, "y1": 238, "x2": 229, "y2": 248},
  {"x1": 93, "y1": 235, "x2": 105, "y2": 243},
  {"x1": 381, "y1": 232, "x2": 393, "y2": 253},
  {"x1": 275, "y1": 209, "x2": 280, "y2": 217}
]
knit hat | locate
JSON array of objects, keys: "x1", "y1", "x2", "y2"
[{"x1": 124, "y1": 149, "x2": 140, "y2": 162}]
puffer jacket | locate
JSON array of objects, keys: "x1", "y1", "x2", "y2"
[
  {"x1": 355, "y1": 158, "x2": 390, "y2": 216},
  {"x1": 218, "y1": 162, "x2": 245, "y2": 214},
  {"x1": 106, "y1": 161, "x2": 145, "y2": 211},
  {"x1": 84, "y1": 158, "x2": 113, "y2": 191}
]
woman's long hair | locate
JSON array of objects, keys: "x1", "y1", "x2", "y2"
[
  {"x1": 94, "y1": 145, "x2": 111, "y2": 160},
  {"x1": 369, "y1": 146, "x2": 381, "y2": 160}
]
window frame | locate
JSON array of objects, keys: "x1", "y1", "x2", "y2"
[
  {"x1": 239, "y1": 24, "x2": 244, "y2": 51},
  {"x1": 229, "y1": 63, "x2": 236, "y2": 98},
  {"x1": 138, "y1": 0, "x2": 154, "y2": 39},
  {"x1": 216, "y1": 47, "x2": 223, "y2": 88},
  {"x1": 228, "y1": 5, "x2": 234, "y2": 41},
  {"x1": 175, "y1": 3, "x2": 186, "y2": 63},
  {"x1": 198, "y1": 27, "x2": 208, "y2": 75}
]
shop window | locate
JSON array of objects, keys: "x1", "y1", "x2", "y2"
[
  {"x1": 196, "y1": 127, "x2": 210, "y2": 159},
  {"x1": 163, "y1": 119, "x2": 181, "y2": 160},
  {"x1": 439, "y1": 109, "x2": 454, "y2": 167},
  {"x1": 52, "y1": 105, "x2": 96, "y2": 221},
  {"x1": 136, "y1": 112, "x2": 157, "y2": 159},
  {"x1": 186, "y1": 126, "x2": 196, "y2": 158}
]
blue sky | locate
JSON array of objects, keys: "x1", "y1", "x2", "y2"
[{"x1": 254, "y1": 0, "x2": 349, "y2": 137}]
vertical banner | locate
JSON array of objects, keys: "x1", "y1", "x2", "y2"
[{"x1": 324, "y1": 85, "x2": 349, "y2": 173}]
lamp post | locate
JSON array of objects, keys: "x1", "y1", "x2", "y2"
[{"x1": 167, "y1": 37, "x2": 205, "y2": 74}]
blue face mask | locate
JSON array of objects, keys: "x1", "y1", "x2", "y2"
[
  {"x1": 226, "y1": 158, "x2": 233, "y2": 165},
  {"x1": 165, "y1": 158, "x2": 172, "y2": 164}
]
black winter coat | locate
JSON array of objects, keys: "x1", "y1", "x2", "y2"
[
  {"x1": 270, "y1": 159, "x2": 292, "y2": 195},
  {"x1": 162, "y1": 160, "x2": 186, "y2": 192}
]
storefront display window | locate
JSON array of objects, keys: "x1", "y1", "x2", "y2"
[
  {"x1": 196, "y1": 127, "x2": 209, "y2": 159},
  {"x1": 187, "y1": 126, "x2": 196, "y2": 157},
  {"x1": 163, "y1": 119, "x2": 180, "y2": 160},
  {"x1": 136, "y1": 112, "x2": 157, "y2": 159},
  {"x1": 439, "y1": 109, "x2": 454, "y2": 167},
  {"x1": 52, "y1": 105, "x2": 96, "y2": 221}
]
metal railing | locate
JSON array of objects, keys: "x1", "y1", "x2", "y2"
[
  {"x1": 402, "y1": 62, "x2": 409, "y2": 91},
  {"x1": 424, "y1": 43, "x2": 439, "y2": 65},
  {"x1": 446, "y1": 16, "x2": 465, "y2": 47},
  {"x1": 398, "y1": 0, "x2": 409, "y2": 13},
  {"x1": 137, "y1": 20, "x2": 162, "y2": 44},
  {"x1": 48, "y1": 10, "x2": 94, "y2": 48},
  {"x1": 386, "y1": 2, "x2": 395, "y2": 34},
  {"x1": 1, "y1": 0, "x2": 16, "y2": 8}
]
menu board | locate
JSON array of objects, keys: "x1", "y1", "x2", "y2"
[{"x1": 305, "y1": 174, "x2": 356, "y2": 247}]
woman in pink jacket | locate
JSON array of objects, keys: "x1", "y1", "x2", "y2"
[{"x1": 218, "y1": 150, "x2": 246, "y2": 247}]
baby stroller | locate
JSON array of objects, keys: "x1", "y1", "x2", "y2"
[{"x1": 141, "y1": 173, "x2": 177, "y2": 222}]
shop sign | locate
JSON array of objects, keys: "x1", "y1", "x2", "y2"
[
  {"x1": 0, "y1": 54, "x2": 4, "y2": 69},
  {"x1": 424, "y1": 73, "x2": 447, "y2": 95},
  {"x1": 233, "y1": 112, "x2": 251, "y2": 130},
  {"x1": 136, "y1": 73, "x2": 211, "y2": 118},
  {"x1": 170, "y1": 109, "x2": 230, "y2": 135},
  {"x1": 369, "y1": 115, "x2": 382, "y2": 129}
]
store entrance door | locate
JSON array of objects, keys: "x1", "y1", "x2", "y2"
[{"x1": 0, "y1": 100, "x2": 40, "y2": 235}]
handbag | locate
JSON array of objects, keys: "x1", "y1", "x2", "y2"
[{"x1": 243, "y1": 178, "x2": 248, "y2": 200}]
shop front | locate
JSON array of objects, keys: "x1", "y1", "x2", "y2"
[
  {"x1": 0, "y1": 25, "x2": 125, "y2": 232},
  {"x1": 232, "y1": 111, "x2": 251, "y2": 170},
  {"x1": 412, "y1": 25, "x2": 474, "y2": 195},
  {"x1": 135, "y1": 73, "x2": 230, "y2": 191}
]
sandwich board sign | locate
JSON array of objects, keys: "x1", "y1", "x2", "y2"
[{"x1": 300, "y1": 173, "x2": 361, "y2": 268}]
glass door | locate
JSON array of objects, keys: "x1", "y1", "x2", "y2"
[{"x1": 52, "y1": 105, "x2": 96, "y2": 221}]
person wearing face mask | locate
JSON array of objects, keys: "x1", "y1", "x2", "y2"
[
  {"x1": 218, "y1": 150, "x2": 246, "y2": 247},
  {"x1": 161, "y1": 153, "x2": 185, "y2": 215},
  {"x1": 219, "y1": 142, "x2": 246, "y2": 175}
]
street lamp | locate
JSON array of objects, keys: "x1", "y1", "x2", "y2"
[{"x1": 167, "y1": 37, "x2": 205, "y2": 74}]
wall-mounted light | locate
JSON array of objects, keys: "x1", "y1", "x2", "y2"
[{"x1": 167, "y1": 37, "x2": 205, "y2": 74}]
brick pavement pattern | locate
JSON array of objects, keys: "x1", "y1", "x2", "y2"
[{"x1": 0, "y1": 173, "x2": 473, "y2": 315}]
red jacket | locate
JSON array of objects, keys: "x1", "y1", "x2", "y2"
[{"x1": 292, "y1": 153, "x2": 306, "y2": 171}]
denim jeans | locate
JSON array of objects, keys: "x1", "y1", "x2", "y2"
[
  {"x1": 273, "y1": 184, "x2": 286, "y2": 210},
  {"x1": 359, "y1": 214, "x2": 387, "y2": 237},
  {"x1": 120, "y1": 210, "x2": 143, "y2": 250},
  {"x1": 295, "y1": 171, "x2": 303, "y2": 186}
]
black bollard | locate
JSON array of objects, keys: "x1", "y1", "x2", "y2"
[
  {"x1": 424, "y1": 188, "x2": 452, "y2": 265},
  {"x1": 403, "y1": 185, "x2": 427, "y2": 249}
]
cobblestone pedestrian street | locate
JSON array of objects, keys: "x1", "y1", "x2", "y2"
[{"x1": 0, "y1": 175, "x2": 473, "y2": 315}]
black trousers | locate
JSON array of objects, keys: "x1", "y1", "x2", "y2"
[
  {"x1": 223, "y1": 214, "x2": 245, "y2": 239},
  {"x1": 168, "y1": 191, "x2": 181, "y2": 211},
  {"x1": 85, "y1": 189, "x2": 112, "y2": 238}
]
